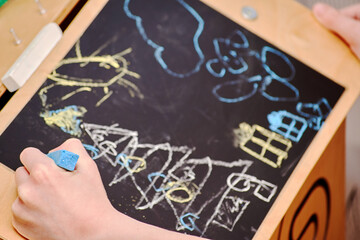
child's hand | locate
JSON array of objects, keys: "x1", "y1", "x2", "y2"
[
  {"x1": 12, "y1": 139, "x2": 117, "y2": 240},
  {"x1": 12, "y1": 138, "x2": 207, "y2": 240},
  {"x1": 313, "y1": 3, "x2": 360, "y2": 59}
]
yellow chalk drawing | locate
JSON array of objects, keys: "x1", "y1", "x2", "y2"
[
  {"x1": 40, "y1": 105, "x2": 87, "y2": 137},
  {"x1": 165, "y1": 182, "x2": 198, "y2": 203},
  {"x1": 120, "y1": 155, "x2": 147, "y2": 173},
  {"x1": 233, "y1": 122, "x2": 292, "y2": 168},
  {"x1": 39, "y1": 40, "x2": 143, "y2": 108}
]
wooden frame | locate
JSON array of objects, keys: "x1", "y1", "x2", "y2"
[
  {"x1": 0, "y1": 0, "x2": 80, "y2": 86},
  {"x1": 0, "y1": 0, "x2": 359, "y2": 239},
  {"x1": 272, "y1": 120, "x2": 346, "y2": 239}
]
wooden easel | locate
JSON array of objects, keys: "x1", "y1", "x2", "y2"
[{"x1": 0, "y1": 0, "x2": 359, "y2": 239}]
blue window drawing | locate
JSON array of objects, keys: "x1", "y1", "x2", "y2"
[{"x1": 267, "y1": 110, "x2": 308, "y2": 142}]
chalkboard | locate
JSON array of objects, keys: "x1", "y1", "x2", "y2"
[{"x1": 0, "y1": 0, "x2": 344, "y2": 239}]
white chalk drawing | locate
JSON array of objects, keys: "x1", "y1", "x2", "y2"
[
  {"x1": 211, "y1": 196, "x2": 250, "y2": 231},
  {"x1": 82, "y1": 122, "x2": 278, "y2": 236}
]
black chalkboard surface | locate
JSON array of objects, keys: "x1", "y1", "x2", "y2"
[{"x1": 0, "y1": 0, "x2": 344, "y2": 239}]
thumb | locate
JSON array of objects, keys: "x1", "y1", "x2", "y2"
[{"x1": 313, "y1": 3, "x2": 360, "y2": 58}]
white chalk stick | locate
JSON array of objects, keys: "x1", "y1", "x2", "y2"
[{"x1": 2, "y1": 23, "x2": 63, "y2": 92}]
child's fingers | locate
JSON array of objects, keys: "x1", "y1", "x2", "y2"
[
  {"x1": 313, "y1": 3, "x2": 360, "y2": 46},
  {"x1": 20, "y1": 147, "x2": 56, "y2": 173},
  {"x1": 340, "y1": 4, "x2": 360, "y2": 20},
  {"x1": 15, "y1": 167, "x2": 30, "y2": 187}
]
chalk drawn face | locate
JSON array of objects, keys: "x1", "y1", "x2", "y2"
[
  {"x1": 39, "y1": 41, "x2": 143, "y2": 109},
  {"x1": 124, "y1": 0, "x2": 205, "y2": 78},
  {"x1": 52, "y1": 55, "x2": 121, "y2": 84}
]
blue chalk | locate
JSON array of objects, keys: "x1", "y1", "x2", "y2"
[{"x1": 47, "y1": 150, "x2": 79, "y2": 171}]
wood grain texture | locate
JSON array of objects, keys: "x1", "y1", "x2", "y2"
[
  {"x1": 271, "y1": 121, "x2": 345, "y2": 239},
  {"x1": 0, "y1": 84, "x2": 6, "y2": 98},
  {"x1": 0, "y1": 166, "x2": 18, "y2": 240},
  {"x1": 0, "y1": 0, "x2": 359, "y2": 239}
]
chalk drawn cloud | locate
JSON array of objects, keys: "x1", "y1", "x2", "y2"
[{"x1": 124, "y1": 0, "x2": 205, "y2": 78}]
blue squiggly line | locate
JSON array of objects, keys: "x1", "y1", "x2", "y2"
[
  {"x1": 83, "y1": 144, "x2": 99, "y2": 159},
  {"x1": 45, "y1": 105, "x2": 83, "y2": 136},
  {"x1": 124, "y1": 0, "x2": 205, "y2": 78},
  {"x1": 180, "y1": 213, "x2": 200, "y2": 231},
  {"x1": 116, "y1": 153, "x2": 128, "y2": 167},
  {"x1": 147, "y1": 172, "x2": 172, "y2": 192},
  {"x1": 206, "y1": 58, "x2": 226, "y2": 77}
]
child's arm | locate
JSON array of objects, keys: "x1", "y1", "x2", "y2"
[
  {"x1": 313, "y1": 3, "x2": 360, "y2": 59},
  {"x1": 12, "y1": 138, "x2": 207, "y2": 240}
]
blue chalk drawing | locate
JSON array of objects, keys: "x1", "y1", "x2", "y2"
[
  {"x1": 60, "y1": 106, "x2": 82, "y2": 135},
  {"x1": 206, "y1": 30, "x2": 254, "y2": 77},
  {"x1": 124, "y1": 0, "x2": 205, "y2": 78},
  {"x1": 296, "y1": 98, "x2": 332, "y2": 130},
  {"x1": 180, "y1": 213, "x2": 200, "y2": 231},
  {"x1": 261, "y1": 46, "x2": 295, "y2": 82},
  {"x1": 212, "y1": 75, "x2": 261, "y2": 103},
  {"x1": 260, "y1": 75, "x2": 299, "y2": 102},
  {"x1": 206, "y1": 58, "x2": 226, "y2": 77},
  {"x1": 41, "y1": 105, "x2": 86, "y2": 136},
  {"x1": 114, "y1": 153, "x2": 146, "y2": 173},
  {"x1": 208, "y1": 30, "x2": 299, "y2": 103},
  {"x1": 260, "y1": 47, "x2": 299, "y2": 102},
  {"x1": 83, "y1": 144, "x2": 99, "y2": 159},
  {"x1": 116, "y1": 153, "x2": 129, "y2": 167},
  {"x1": 147, "y1": 172, "x2": 172, "y2": 192},
  {"x1": 267, "y1": 110, "x2": 308, "y2": 142}
]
